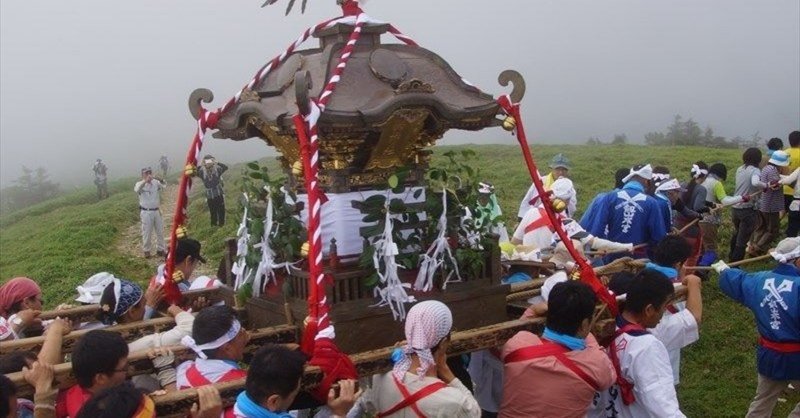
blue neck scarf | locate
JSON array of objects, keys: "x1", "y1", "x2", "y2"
[
  {"x1": 622, "y1": 181, "x2": 645, "y2": 193},
  {"x1": 655, "y1": 192, "x2": 669, "y2": 202},
  {"x1": 234, "y1": 392, "x2": 292, "y2": 418},
  {"x1": 645, "y1": 262, "x2": 678, "y2": 281},
  {"x1": 542, "y1": 327, "x2": 586, "y2": 351}
]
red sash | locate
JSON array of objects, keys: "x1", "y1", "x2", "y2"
[
  {"x1": 376, "y1": 375, "x2": 448, "y2": 418},
  {"x1": 184, "y1": 364, "x2": 247, "y2": 388},
  {"x1": 503, "y1": 341, "x2": 601, "y2": 391},
  {"x1": 666, "y1": 304, "x2": 678, "y2": 314},
  {"x1": 608, "y1": 323, "x2": 649, "y2": 406},
  {"x1": 758, "y1": 336, "x2": 800, "y2": 353},
  {"x1": 56, "y1": 385, "x2": 92, "y2": 418},
  {"x1": 524, "y1": 208, "x2": 555, "y2": 234}
]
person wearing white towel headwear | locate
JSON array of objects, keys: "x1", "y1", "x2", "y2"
[
  {"x1": 516, "y1": 154, "x2": 576, "y2": 219},
  {"x1": 581, "y1": 164, "x2": 667, "y2": 262},
  {"x1": 350, "y1": 300, "x2": 481, "y2": 418},
  {"x1": 512, "y1": 178, "x2": 632, "y2": 255}
]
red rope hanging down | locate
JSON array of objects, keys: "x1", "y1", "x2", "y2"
[{"x1": 497, "y1": 96, "x2": 619, "y2": 315}]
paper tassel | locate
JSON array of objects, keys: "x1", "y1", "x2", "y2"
[
  {"x1": 414, "y1": 192, "x2": 462, "y2": 292},
  {"x1": 251, "y1": 187, "x2": 298, "y2": 297},
  {"x1": 371, "y1": 196, "x2": 416, "y2": 321},
  {"x1": 232, "y1": 193, "x2": 252, "y2": 291}
]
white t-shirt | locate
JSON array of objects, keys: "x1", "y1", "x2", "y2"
[{"x1": 588, "y1": 309, "x2": 699, "y2": 418}]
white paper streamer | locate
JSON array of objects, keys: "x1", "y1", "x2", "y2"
[
  {"x1": 232, "y1": 193, "x2": 252, "y2": 292},
  {"x1": 370, "y1": 196, "x2": 416, "y2": 321},
  {"x1": 414, "y1": 192, "x2": 462, "y2": 292}
]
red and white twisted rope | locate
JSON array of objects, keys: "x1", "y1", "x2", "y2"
[
  {"x1": 163, "y1": 15, "x2": 351, "y2": 303},
  {"x1": 300, "y1": 11, "x2": 367, "y2": 337}
]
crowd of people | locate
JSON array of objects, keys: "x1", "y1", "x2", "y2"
[{"x1": 1, "y1": 132, "x2": 798, "y2": 417}]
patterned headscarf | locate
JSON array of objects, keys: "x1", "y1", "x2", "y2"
[
  {"x1": 0, "y1": 277, "x2": 41, "y2": 317},
  {"x1": 101, "y1": 279, "x2": 143, "y2": 325},
  {"x1": 392, "y1": 300, "x2": 453, "y2": 380}
]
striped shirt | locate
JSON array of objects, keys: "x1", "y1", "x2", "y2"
[{"x1": 758, "y1": 165, "x2": 783, "y2": 212}]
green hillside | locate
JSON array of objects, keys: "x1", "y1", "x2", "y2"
[{"x1": 0, "y1": 144, "x2": 796, "y2": 416}]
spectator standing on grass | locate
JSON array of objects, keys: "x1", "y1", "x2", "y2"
[
  {"x1": 134, "y1": 167, "x2": 166, "y2": 258},
  {"x1": 159, "y1": 155, "x2": 170, "y2": 180},
  {"x1": 784, "y1": 131, "x2": 800, "y2": 237},
  {"x1": 714, "y1": 236, "x2": 800, "y2": 418},
  {"x1": 761, "y1": 137, "x2": 784, "y2": 168},
  {"x1": 749, "y1": 150, "x2": 788, "y2": 256},
  {"x1": 195, "y1": 155, "x2": 228, "y2": 227},
  {"x1": 92, "y1": 159, "x2": 109, "y2": 200}
]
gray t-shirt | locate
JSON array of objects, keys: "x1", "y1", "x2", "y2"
[{"x1": 733, "y1": 165, "x2": 764, "y2": 209}]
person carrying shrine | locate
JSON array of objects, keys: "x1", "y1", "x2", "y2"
[
  {"x1": 350, "y1": 300, "x2": 481, "y2": 417},
  {"x1": 195, "y1": 155, "x2": 229, "y2": 227},
  {"x1": 517, "y1": 153, "x2": 574, "y2": 219},
  {"x1": 580, "y1": 164, "x2": 667, "y2": 261},
  {"x1": 0, "y1": 277, "x2": 43, "y2": 341},
  {"x1": 713, "y1": 236, "x2": 800, "y2": 417},
  {"x1": 589, "y1": 269, "x2": 703, "y2": 418},
  {"x1": 512, "y1": 178, "x2": 632, "y2": 255},
  {"x1": 499, "y1": 281, "x2": 616, "y2": 418}
]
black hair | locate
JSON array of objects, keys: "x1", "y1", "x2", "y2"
[
  {"x1": 767, "y1": 137, "x2": 784, "y2": 151},
  {"x1": 607, "y1": 271, "x2": 636, "y2": 296},
  {"x1": 0, "y1": 375, "x2": 16, "y2": 418},
  {"x1": 614, "y1": 168, "x2": 629, "y2": 189},
  {"x1": 0, "y1": 350, "x2": 37, "y2": 374},
  {"x1": 742, "y1": 148, "x2": 762, "y2": 167},
  {"x1": 96, "y1": 284, "x2": 118, "y2": 325},
  {"x1": 789, "y1": 131, "x2": 800, "y2": 148},
  {"x1": 546, "y1": 281, "x2": 597, "y2": 336},
  {"x1": 72, "y1": 330, "x2": 129, "y2": 389},
  {"x1": 245, "y1": 344, "x2": 307, "y2": 403},
  {"x1": 192, "y1": 305, "x2": 237, "y2": 358},
  {"x1": 624, "y1": 270, "x2": 675, "y2": 314},
  {"x1": 75, "y1": 382, "x2": 146, "y2": 418},
  {"x1": 683, "y1": 161, "x2": 708, "y2": 203},
  {"x1": 708, "y1": 163, "x2": 728, "y2": 181},
  {"x1": 652, "y1": 235, "x2": 692, "y2": 268}
]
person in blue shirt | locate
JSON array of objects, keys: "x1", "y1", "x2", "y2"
[
  {"x1": 713, "y1": 236, "x2": 800, "y2": 417},
  {"x1": 580, "y1": 168, "x2": 630, "y2": 239},
  {"x1": 580, "y1": 164, "x2": 667, "y2": 262}
]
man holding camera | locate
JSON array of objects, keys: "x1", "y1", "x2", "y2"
[
  {"x1": 134, "y1": 167, "x2": 166, "y2": 258},
  {"x1": 196, "y1": 155, "x2": 228, "y2": 227}
]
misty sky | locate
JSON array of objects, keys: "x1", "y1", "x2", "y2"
[{"x1": 1, "y1": 0, "x2": 798, "y2": 188}]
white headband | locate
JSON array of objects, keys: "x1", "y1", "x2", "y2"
[
  {"x1": 655, "y1": 178, "x2": 682, "y2": 193},
  {"x1": 690, "y1": 164, "x2": 708, "y2": 179},
  {"x1": 772, "y1": 249, "x2": 800, "y2": 264},
  {"x1": 181, "y1": 319, "x2": 242, "y2": 359},
  {"x1": 622, "y1": 164, "x2": 653, "y2": 183}
]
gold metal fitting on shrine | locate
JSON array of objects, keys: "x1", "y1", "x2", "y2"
[
  {"x1": 184, "y1": 164, "x2": 196, "y2": 176},
  {"x1": 300, "y1": 241, "x2": 310, "y2": 257},
  {"x1": 176, "y1": 225, "x2": 188, "y2": 239},
  {"x1": 552, "y1": 198, "x2": 567, "y2": 213},
  {"x1": 502, "y1": 116, "x2": 516, "y2": 131},
  {"x1": 292, "y1": 161, "x2": 304, "y2": 176}
]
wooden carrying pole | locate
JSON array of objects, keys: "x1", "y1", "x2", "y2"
[{"x1": 689, "y1": 253, "x2": 774, "y2": 271}]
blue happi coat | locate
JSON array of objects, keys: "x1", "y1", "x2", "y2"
[
  {"x1": 719, "y1": 264, "x2": 800, "y2": 380},
  {"x1": 654, "y1": 193, "x2": 673, "y2": 230},
  {"x1": 580, "y1": 181, "x2": 667, "y2": 260}
]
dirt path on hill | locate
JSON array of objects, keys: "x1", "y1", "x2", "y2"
[{"x1": 116, "y1": 183, "x2": 215, "y2": 277}]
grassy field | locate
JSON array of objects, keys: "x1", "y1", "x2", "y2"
[{"x1": 1, "y1": 144, "x2": 797, "y2": 416}]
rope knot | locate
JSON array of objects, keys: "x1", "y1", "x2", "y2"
[{"x1": 203, "y1": 110, "x2": 220, "y2": 130}]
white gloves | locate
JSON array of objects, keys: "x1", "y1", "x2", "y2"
[{"x1": 711, "y1": 260, "x2": 730, "y2": 273}]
